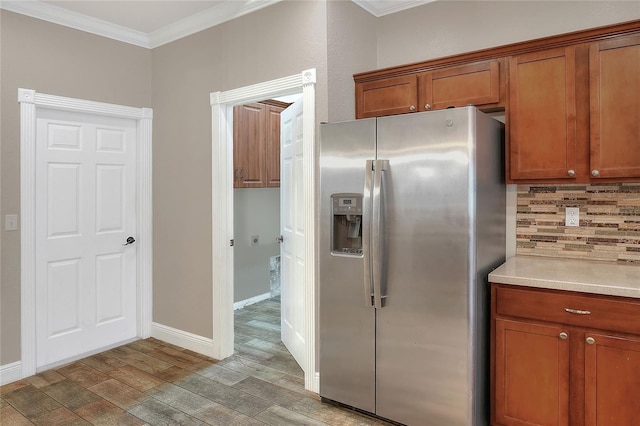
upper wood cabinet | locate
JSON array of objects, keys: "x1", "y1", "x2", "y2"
[
  {"x1": 507, "y1": 34, "x2": 640, "y2": 183},
  {"x1": 234, "y1": 103, "x2": 266, "y2": 188},
  {"x1": 356, "y1": 74, "x2": 418, "y2": 118},
  {"x1": 354, "y1": 20, "x2": 640, "y2": 184},
  {"x1": 589, "y1": 34, "x2": 640, "y2": 179},
  {"x1": 508, "y1": 47, "x2": 577, "y2": 181},
  {"x1": 418, "y1": 59, "x2": 503, "y2": 112},
  {"x1": 355, "y1": 59, "x2": 505, "y2": 118},
  {"x1": 233, "y1": 101, "x2": 286, "y2": 188}
]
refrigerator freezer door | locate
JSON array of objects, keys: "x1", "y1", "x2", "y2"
[
  {"x1": 375, "y1": 108, "x2": 478, "y2": 426},
  {"x1": 319, "y1": 119, "x2": 377, "y2": 413}
]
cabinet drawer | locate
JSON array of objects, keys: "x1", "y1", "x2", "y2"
[{"x1": 495, "y1": 285, "x2": 640, "y2": 335}]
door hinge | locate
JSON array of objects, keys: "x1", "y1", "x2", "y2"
[{"x1": 230, "y1": 239, "x2": 234, "y2": 247}]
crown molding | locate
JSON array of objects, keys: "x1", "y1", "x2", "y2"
[
  {"x1": 353, "y1": 0, "x2": 437, "y2": 18},
  {"x1": 1, "y1": 0, "x2": 282, "y2": 49},
  {"x1": 1, "y1": 0, "x2": 149, "y2": 48},
  {"x1": 149, "y1": 0, "x2": 281, "y2": 49}
]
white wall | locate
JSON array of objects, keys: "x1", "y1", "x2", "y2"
[{"x1": 233, "y1": 188, "x2": 281, "y2": 302}]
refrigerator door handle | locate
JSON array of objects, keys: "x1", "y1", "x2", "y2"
[
  {"x1": 362, "y1": 160, "x2": 374, "y2": 307},
  {"x1": 372, "y1": 159, "x2": 389, "y2": 309}
]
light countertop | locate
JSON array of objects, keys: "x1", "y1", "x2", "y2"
[{"x1": 488, "y1": 256, "x2": 640, "y2": 299}]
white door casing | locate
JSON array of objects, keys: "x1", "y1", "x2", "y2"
[
  {"x1": 35, "y1": 109, "x2": 137, "y2": 368},
  {"x1": 19, "y1": 89, "x2": 153, "y2": 378},
  {"x1": 279, "y1": 99, "x2": 306, "y2": 369},
  {"x1": 210, "y1": 69, "x2": 318, "y2": 392}
]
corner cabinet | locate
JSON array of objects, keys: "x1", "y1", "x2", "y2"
[
  {"x1": 355, "y1": 59, "x2": 505, "y2": 118},
  {"x1": 491, "y1": 284, "x2": 640, "y2": 426},
  {"x1": 233, "y1": 101, "x2": 286, "y2": 188}
]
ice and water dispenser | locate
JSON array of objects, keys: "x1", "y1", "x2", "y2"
[{"x1": 330, "y1": 193, "x2": 363, "y2": 256}]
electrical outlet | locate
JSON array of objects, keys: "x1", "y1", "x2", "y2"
[
  {"x1": 565, "y1": 207, "x2": 579, "y2": 227},
  {"x1": 250, "y1": 235, "x2": 260, "y2": 246}
]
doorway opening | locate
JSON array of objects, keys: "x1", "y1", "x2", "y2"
[
  {"x1": 210, "y1": 69, "x2": 318, "y2": 392},
  {"x1": 231, "y1": 95, "x2": 301, "y2": 378}
]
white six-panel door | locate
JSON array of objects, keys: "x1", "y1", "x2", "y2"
[
  {"x1": 280, "y1": 99, "x2": 306, "y2": 371},
  {"x1": 35, "y1": 108, "x2": 137, "y2": 368}
]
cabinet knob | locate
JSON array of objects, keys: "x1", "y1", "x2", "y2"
[
  {"x1": 586, "y1": 336, "x2": 595, "y2": 345},
  {"x1": 409, "y1": 105, "x2": 416, "y2": 111},
  {"x1": 424, "y1": 104, "x2": 431, "y2": 111},
  {"x1": 559, "y1": 332, "x2": 568, "y2": 340},
  {"x1": 591, "y1": 169, "x2": 600, "y2": 177},
  {"x1": 567, "y1": 169, "x2": 575, "y2": 177}
]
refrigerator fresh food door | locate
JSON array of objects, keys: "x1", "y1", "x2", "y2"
[
  {"x1": 375, "y1": 108, "x2": 478, "y2": 426},
  {"x1": 319, "y1": 119, "x2": 377, "y2": 413}
]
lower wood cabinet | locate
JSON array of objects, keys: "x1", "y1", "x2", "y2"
[
  {"x1": 584, "y1": 333, "x2": 640, "y2": 425},
  {"x1": 491, "y1": 284, "x2": 640, "y2": 426}
]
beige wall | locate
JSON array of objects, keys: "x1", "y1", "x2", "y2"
[
  {"x1": 326, "y1": 0, "x2": 377, "y2": 122},
  {"x1": 376, "y1": 1, "x2": 640, "y2": 69},
  {"x1": 151, "y1": 0, "x2": 328, "y2": 338},
  {"x1": 0, "y1": 11, "x2": 152, "y2": 365}
]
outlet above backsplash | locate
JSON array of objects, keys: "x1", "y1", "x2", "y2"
[{"x1": 516, "y1": 183, "x2": 640, "y2": 263}]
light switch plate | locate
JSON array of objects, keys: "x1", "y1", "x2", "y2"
[
  {"x1": 565, "y1": 207, "x2": 579, "y2": 227},
  {"x1": 5, "y1": 214, "x2": 18, "y2": 231}
]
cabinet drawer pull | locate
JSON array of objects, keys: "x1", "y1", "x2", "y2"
[
  {"x1": 559, "y1": 332, "x2": 568, "y2": 340},
  {"x1": 564, "y1": 308, "x2": 591, "y2": 315},
  {"x1": 567, "y1": 169, "x2": 575, "y2": 177},
  {"x1": 586, "y1": 337, "x2": 595, "y2": 345},
  {"x1": 409, "y1": 105, "x2": 416, "y2": 111}
]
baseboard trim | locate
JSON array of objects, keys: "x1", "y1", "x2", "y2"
[
  {"x1": 233, "y1": 292, "x2": 271, "y2": 311},
  {"x1": 151, "y1": 322, "x2": 215, "y2": 359},
  {"x1": 0, "y1": 361, "x2": 23, "y2": 385}
]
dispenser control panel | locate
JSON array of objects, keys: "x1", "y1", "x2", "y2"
[
  {"x1": 330, "y1": 193, "x2": 363, "y2": 256},
  {"x1": 334, "y1": 196, "x2": 362, "y2": 213}
]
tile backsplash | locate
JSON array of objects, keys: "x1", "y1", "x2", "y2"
[{"x1": 516, "y1": 183, "x2": 640, "y2": 263}]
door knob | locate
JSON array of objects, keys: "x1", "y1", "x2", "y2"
[
  {"x1": 276, "y1": 235, "x2": 284, "y2": 243},
  {"x1": 123, "y1": 236, "x2": 136, "y2": 246}
]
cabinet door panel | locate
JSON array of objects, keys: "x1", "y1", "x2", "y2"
[
  {"x1": 233, "y1": 103, "x2": 266, "y2": 187},
  {"x1": 585, "y1": 333, "x2": 640, "y2": 426},
  {"x1": 355, "y1": 75, "x2": 418, "y2": 118},
  {"x1": 266, "y1": 105, "x2": 283, "y2": 187},
  {"x1": 419, "y1": 60, "x2": 501, "y2": 111},
  {"x1": 590, "y1": 35, "x2": 640, "y2": 178},
  {"x1": 509, "y1": 47, "x2": 577, "y2": 180},
  {"x1": 495, "y1": 319, "x2": 569, "y2": 426}
]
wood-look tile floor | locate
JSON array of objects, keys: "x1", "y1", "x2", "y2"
[{"x1": 1, "y1": 297, "x2": 393, "y2": 425}]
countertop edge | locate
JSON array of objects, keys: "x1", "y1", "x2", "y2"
[{"x1": 488, "y1": 256, "x2": 640, "y2": 299}]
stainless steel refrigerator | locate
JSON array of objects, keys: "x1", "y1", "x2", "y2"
[{"x1": 319, "y1": 107, "x2": 506, "y2": 426}]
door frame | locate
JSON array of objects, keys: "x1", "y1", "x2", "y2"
[
  {"x1": 210, "y1": 69, "x2": 318, "y2": 392},
  {"x1": 18, "y1": 88, "x2": 153, "y2": 377}
]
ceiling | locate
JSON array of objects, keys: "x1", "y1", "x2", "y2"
[{"x1": 0, "y1": 0, "x2": 436, "y2": 49}]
